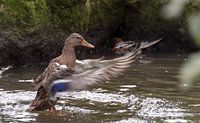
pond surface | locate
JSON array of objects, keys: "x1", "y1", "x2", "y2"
[{"x1": 1, "y1": 54, "x2": 200, "y2": 123}]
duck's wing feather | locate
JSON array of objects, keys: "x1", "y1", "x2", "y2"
[
  {"x1": 75, "y1": 56, "x2": 105, "y2": 70},
  {"x1": 74, "y1": 44, "x2": 146, "y2": 73},
  {"x1": 28, "y1": 62, "x2": 73, "y2": 111},
  {"x1": 75, "y1": 57, "x2": 106, "y2": 73},
  {"x1": 33, "y1": 58, "x2": 72, "y2": 90},
  {"x1": 34, "y1": 68, "x2": 48, "y2": 85},
  {"x1": 140, "y1": 37, "x2": 163, "y2": 49},
  {"x1": 49, "y1": 49, "x2": 141, "y2": 92},
  {"x1": 115, "y1": 41, "x2": 135, "y2": 49}
]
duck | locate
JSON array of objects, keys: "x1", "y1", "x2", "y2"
[
  {"x1": 32, "y1": 33, "x2": 95, "y2": 88},
  {"x1": 28, "y1": 33, "x2": 94, "y2": 111},
  {"x1": 28, "y1": 33, "x2": 142, "y2": 111},
  {"x1": 112, "y1": 37, "x2": 162, "y2": 55}
]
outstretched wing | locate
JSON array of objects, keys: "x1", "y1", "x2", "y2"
[
  {"x1": 34, "y1": 58, "x2": 73, "y2": 90},
  {"x1": 75, "y1": 56, "x2": 105, "y2": 72},
  {"x1": 113, "y1": 38, "x2": 163, "y2": 55},
  {"x1": 48, "y1": 49, "x2": 141, "y2": 94},
  {"x1": 140, "y1": 37, "x2": 163, "y2": 49},
  {"x1": 115, "y1": 41, "x2": 136, "y2": 49},
  {"x1": 34, "y1": 59, "x2": 57, "y2": 86}
]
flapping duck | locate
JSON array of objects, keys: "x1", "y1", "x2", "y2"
[
  {"x1": 28, "y1": 33, "x2": 145, "y2": 111},
  {"x1": 112, "y1": 37, "x2": 162, "y2": 55}
]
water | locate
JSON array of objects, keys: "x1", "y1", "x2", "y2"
[{"x1": 0, "y1": 54, "x2": 200, "y2": 123}]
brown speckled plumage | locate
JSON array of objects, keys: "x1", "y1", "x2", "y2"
[{"x1": 28, "y1": 33, "x2": 94, "y2": 111}]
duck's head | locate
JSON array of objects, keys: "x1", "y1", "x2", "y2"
[
  {"x1": 65, "y1": 33, "x2": 95, "y2": 48},
  {"x1": 113, "y1": 38, "x2": 123, "y2": 44},
  {"x1": 112, "y1": 37, "x2": 124, "y2": 52}
]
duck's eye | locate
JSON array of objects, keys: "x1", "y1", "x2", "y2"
[{"x1": 76, "y1": 36, "x2": 81, "y2": 39}]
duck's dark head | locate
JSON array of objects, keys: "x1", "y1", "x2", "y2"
[
  {"x1": 64, "y1": 33, "x2": 95, "y2": 48},
  {"x1": 112, "y1": 37, "x2": 124, "y2": 52},
  {"x1": 113, "y1": 37, "x2": 123, "y2": 44}
]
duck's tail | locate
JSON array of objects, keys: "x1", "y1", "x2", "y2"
[{"x1": 27, "y1": 86, "x2": 56, "y2": 111}]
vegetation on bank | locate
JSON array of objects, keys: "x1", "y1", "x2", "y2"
[
  {"x1": 0, "y1": 0, "x2": 198, "y2": 33},
  {"x1": 0, "y1": 0, "x2": 199, "y2": 65}
]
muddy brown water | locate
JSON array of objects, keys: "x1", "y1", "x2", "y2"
[{"x1": 0, "y1": 54, "x2": 200, "y2": 123}]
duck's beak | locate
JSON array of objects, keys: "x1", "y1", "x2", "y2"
[{"x1": 81, "y1": 40, "x2": 95, "y2": 48}]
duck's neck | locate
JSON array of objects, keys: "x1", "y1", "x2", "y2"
[{"x1": 61, "y1": 46, "x2": 76, "y2": 70}]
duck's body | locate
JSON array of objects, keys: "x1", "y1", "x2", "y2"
[
  {"x1": 34, "y1": 33, "x2": 94, "y2": 87},
  {"x1": 112, "y1": 38, "x2": 162, "y2": 55},
  {"x1": 28, "y1": 33, "x2": 95, "y2": 111}
]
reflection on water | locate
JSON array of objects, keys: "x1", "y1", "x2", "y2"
[{"x1": 1, "y1": 54, "x2": 200, "y2": 122}]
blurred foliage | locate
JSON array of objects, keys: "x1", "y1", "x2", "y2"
[
  {"x1": 180, "y1": 52, "x2": 200, "y2": 89},
  {"x1": 188, "y1": 15, "x2": 200, "y2": 46},
  {"x1": 163, "y1": 0, "x2": 200, "y2": 45},
  {"x1": 165, "y1": 0, "x2": 200, "y2": 88},
  {"x1": 162, "y1": 0, "x2": 189, "y2": 19}
]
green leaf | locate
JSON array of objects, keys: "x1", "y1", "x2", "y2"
[
  {"x1": 180, "y1": 52, "x2": 200, "y2": 89},
  {"x1": 161, "y1": 0, "x2": 189, "y2": 19},
  {"x1": 188, "y1": 14, "x2": 200, "y2": 46}
]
